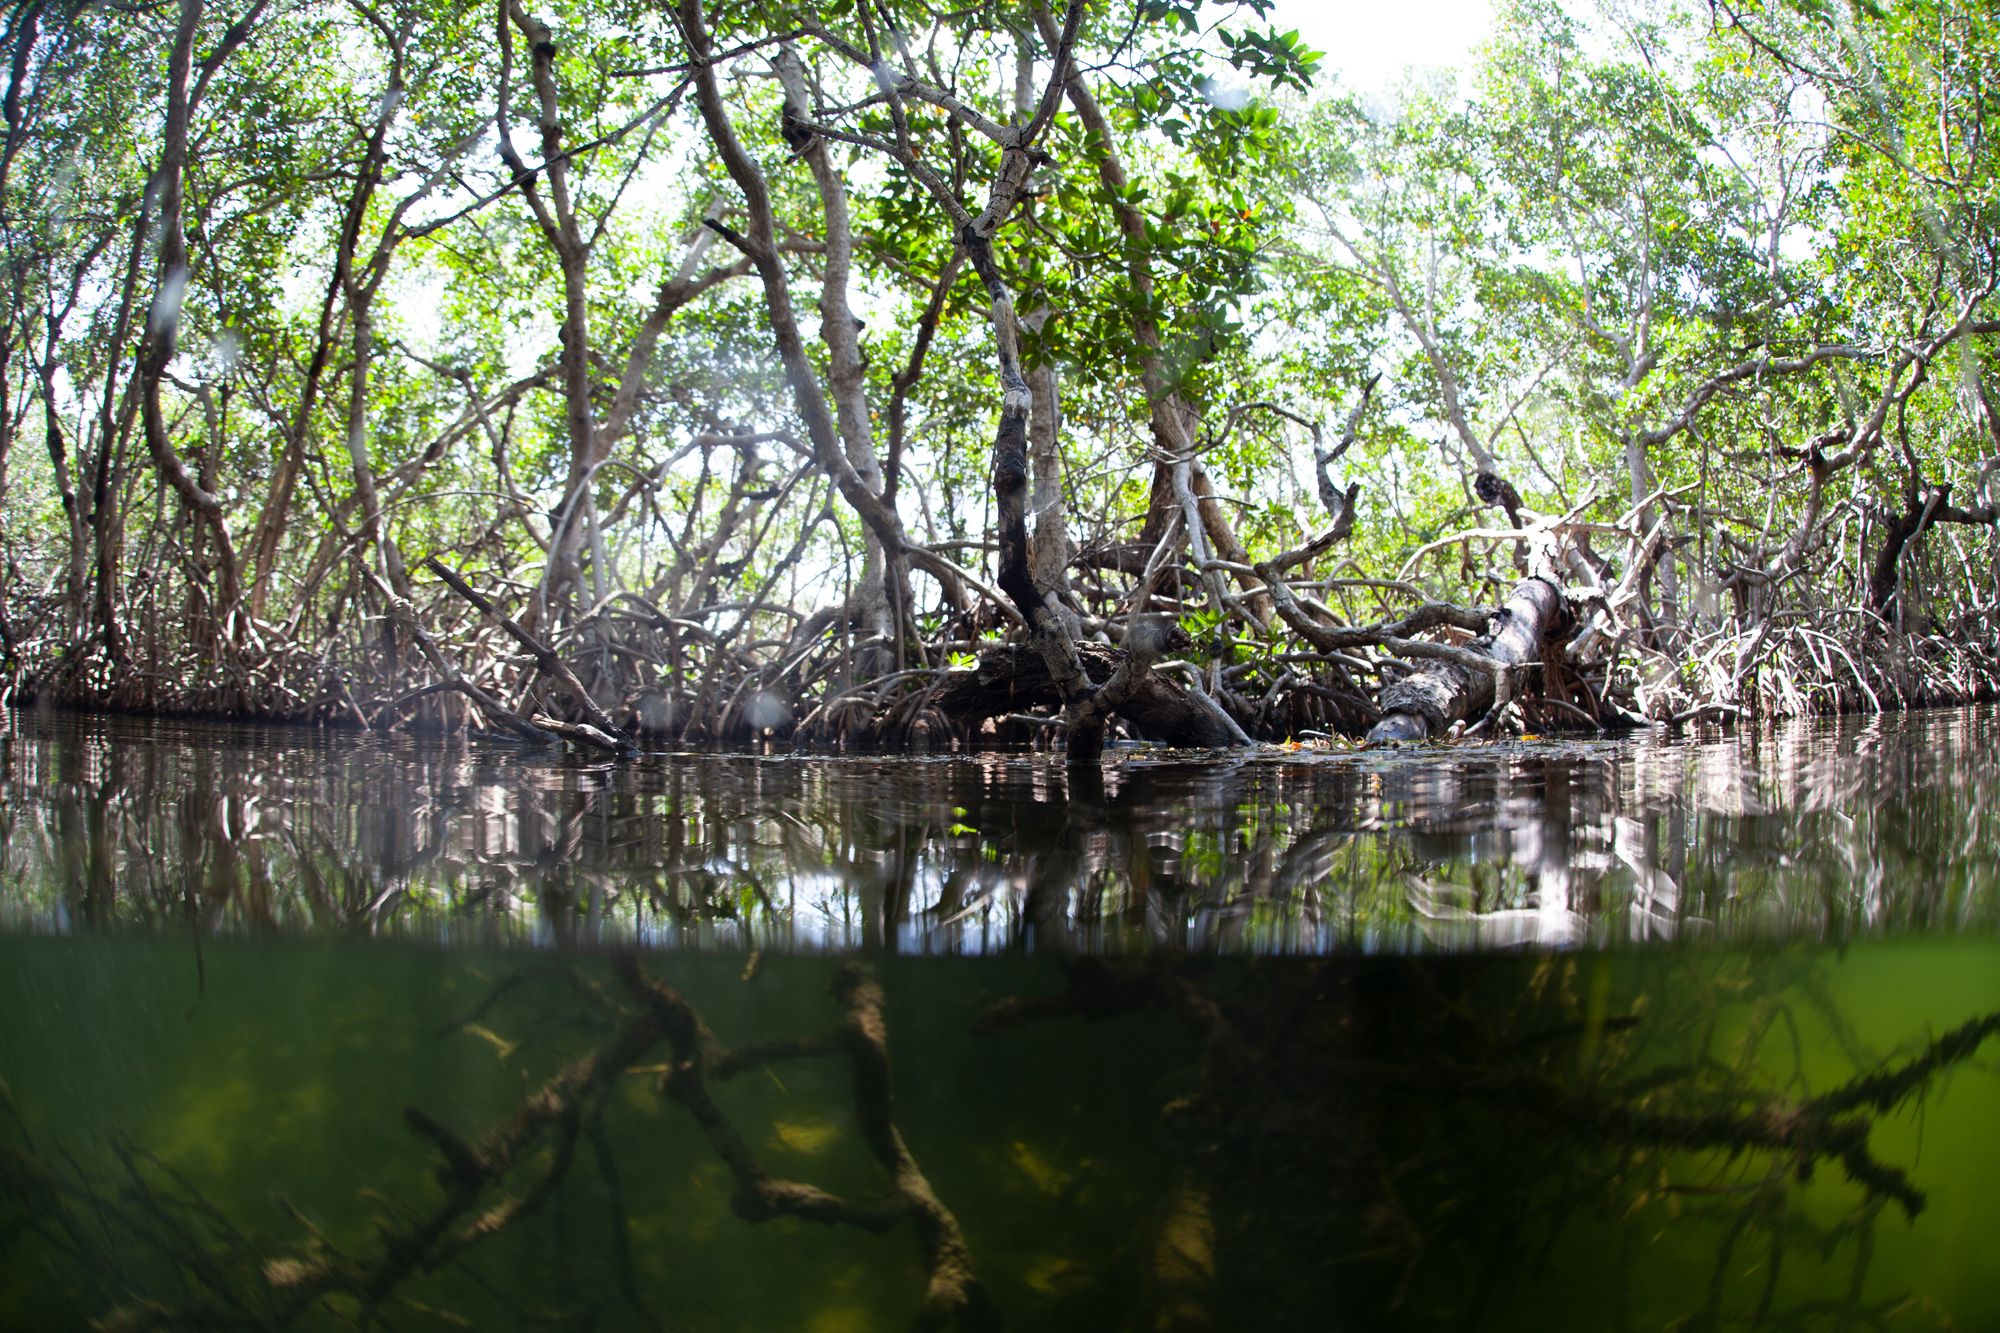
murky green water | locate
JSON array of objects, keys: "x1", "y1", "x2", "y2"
[{"x1": 3, "y1": 705, "x2": 1998, "y2": 1329}]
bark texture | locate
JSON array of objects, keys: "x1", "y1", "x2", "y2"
[{"x1": 1368, "y1": 577, "x2": 1572, "y2": 742}]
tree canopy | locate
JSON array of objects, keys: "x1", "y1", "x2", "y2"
[{"x1": 0, "y1": 0, "x2": 1994, "y2": 747}]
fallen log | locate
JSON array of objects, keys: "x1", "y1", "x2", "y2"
[{"x1": 1367, "y1": 576, "x2": 1573, "y2": 743}]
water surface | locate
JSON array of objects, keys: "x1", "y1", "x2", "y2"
[
  {"x1": 3, "y1": 704, "x2": 1996, "y2": 949},
  {"x1": 3, "y1": 705, "x2": 1998, "y2": 1330}
]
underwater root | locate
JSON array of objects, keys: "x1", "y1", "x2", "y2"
[
  {"x1": 974, "y1": 958, "x2": 2000, "y2": 1322},
  {"x1": 0, "y1": 961, "x2": 991, "y2": 1333}
]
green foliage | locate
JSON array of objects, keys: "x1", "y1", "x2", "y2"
[
  {"x1": 0, "y1": 0, "x2": 1993, "y2": 714},
  {"x1": 1264, "y1": 0, "x2": 1998, "y2": 608}
]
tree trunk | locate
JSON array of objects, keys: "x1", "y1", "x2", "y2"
[
  {"x1": 137, "y1": 0, "x2": 243, "y2": 633},
  {"x1": 1368, "y1": 576, "x2": 1572, "y2": 742},
  {"x1": 1028, "y1": 363, "x2": 1071, "y2": 611}
]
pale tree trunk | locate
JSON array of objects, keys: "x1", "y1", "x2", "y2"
[
  {"x1": 1015, "y1": 35, "x2": 1071, "y2": 626},
  {"x1": 774, "y1": 46, "x2": 898, "y2": 667},
  {"x1": 242, "y1": 4, "x2": 390, "y2": 619},
  {"x1": 678, "y1": 0, "x2": 929, "y2": 652},
  {"x1": 137, "y1": 0, "x2": 256, "y2": 637},
  {"x1": 1368, "y1": 577, "x2": 1572, "y2": 742},
  {"x1": 344, "y1": 306, "x2": 407, "y2": 596},
  {"x1": 502, "y1": 6, "x2": 750, "y2": 631},
  {"x1": 1028, "y1": 363, "x2": 1072, "y2": 619},
  {"x1": 90, "y1": 222, "x2": 147, "y2": 666},
  {"x1": 37, "y1": 354, "x2": 90, "y2": 646},
  {"x1": 498, "y1": 1, "x2": 598, "y2": 621},
  {"x1": 1622, "y1": 431, "x2": 1658, "y2": 616}
]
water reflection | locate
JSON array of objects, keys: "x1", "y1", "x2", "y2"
[{"x1": 2, "y1": 705, "x2": 1996, "y2": 949}]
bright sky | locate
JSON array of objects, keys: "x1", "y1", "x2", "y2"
[{"x1": 1270, "y1": 0, "x2": 1498, "y2": 93}]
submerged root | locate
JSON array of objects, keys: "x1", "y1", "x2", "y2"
[
  {"x1": 4, "y1": 944, "x2": 1996, "y2": 1330},
  {"x1": 7, "y1": 959, "x2": 992, "y2": 1332},
  {"x1": 975, "y1": 956, "x2": 2000, "y2": 1325}
]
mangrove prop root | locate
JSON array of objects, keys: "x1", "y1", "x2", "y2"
[
  {"x1": 423, "y1": 557, "x2": 637, "y2": 756},
  {"x1": 616, "y1": 957, "x2": 996, "y2": 1329},
  {"x1": 1811, "y1": 1009, "x2": 2000, "y2": 1117}
]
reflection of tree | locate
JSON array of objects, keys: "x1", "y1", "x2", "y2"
[{"x1": 4, "y1": 711, "x2": 2000, "y2": 948}]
